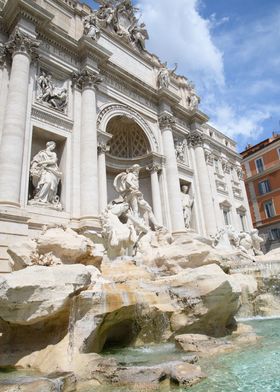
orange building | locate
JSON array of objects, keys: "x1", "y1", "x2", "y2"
[{"x1": 241, "y1": 133, "x2": 280, "y2": 252}]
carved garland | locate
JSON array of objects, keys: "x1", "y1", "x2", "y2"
[{"x1": 97, "y1": 104, "x2": 159, "y2": 152}]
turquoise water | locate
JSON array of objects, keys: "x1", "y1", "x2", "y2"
[
  {"x1": 1, "y1": 318, "x2": 280, "y2": 391},
  {"x1": 94, "y1": 318, "x2": 280, "y2": 392},
  {"x1": 190, "y1": 318, "x2": 280, "y2": 392}
]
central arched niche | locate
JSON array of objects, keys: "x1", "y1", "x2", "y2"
[
  {"x1": 107, "y1": 115, "x2": 151, "y2": 158},
  {"x1": 106, "y1": 115, "x2": 153, "y2": 207}
]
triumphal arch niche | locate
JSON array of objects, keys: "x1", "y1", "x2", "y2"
[{"x1": 0, "y1": 0, "x2": 252, "y2": 271}]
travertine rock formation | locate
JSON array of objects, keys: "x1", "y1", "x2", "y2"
[
  {"x1": 0, "y1": 228, "x2": 270, "y2": 390},
  {"x1": 8, "y1": 226, "x2": 104, "y2": 270}
]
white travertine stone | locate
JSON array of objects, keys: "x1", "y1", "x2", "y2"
[
  {"x1": 78, "y1": 71, "x2": 101, "y2": 219},
  {"x1": 188, "y1": 130, "x2": 217, "y2": 236},
  {"x1": 149, "y1": 165, "x2": 163, "y2": 225},
  {"x1": 0, "y1": 30, "x2": 39, "y2": 207},
  {"x1": 98, "y1": 143, "x2": 108, "y2": 212},
  {"x1": 159, "y1": 114, "x2": 185, "y2": 233},
  {"x1": 71, "y1": 86, "x2": 82, "y2": 219}
]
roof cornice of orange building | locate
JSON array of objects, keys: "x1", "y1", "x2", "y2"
[{"x1": 241, "y1": 133, "x2": 280, "y2": 158}]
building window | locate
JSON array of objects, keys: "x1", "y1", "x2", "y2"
[
  {"x1": 258, "y1": 179, "x2": 271, "y2": 195},
  {"x1": 270, "y1": 228, "x2": 280, "y2": 240},
  {"x1": 223, "y1": 209, "x2": 230, "y2": 225},
  {"x1": 214, "y1": 159, "x2": 220, "y2": 174},
  {"x1": 278, "y1": 148, "x2": 280, "y2": 159},
  {"x1": 239, "y1": 214, "x2": 246, "y2": 231},
  {"x1": 255, "y1": 157, "x2": 264, "y2": 173},
  {"x1": 264, "y1": 200, "x2": 276, "y2": 218}
]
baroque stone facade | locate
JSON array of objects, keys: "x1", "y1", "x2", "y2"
[{"x1": 0, "y1": 0, "x2": 252, "y2": 271}]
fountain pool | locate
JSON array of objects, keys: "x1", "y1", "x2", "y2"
[
  {"x1": 1, "y1": 318, "x2": 280, "y2": 391},
  {"x1": 91, "y1": 318, "x2": 280, "y2": 392}
]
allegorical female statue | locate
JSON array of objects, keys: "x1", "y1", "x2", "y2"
[
  {"x1": 181, "y1": 184, "x2": 194, "y2": 229},
  {"x1": 29, "y1": 141, "x2": 62, "y2": 210}
]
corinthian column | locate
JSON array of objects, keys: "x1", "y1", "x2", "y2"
[
  {"x1": 187, "y1": 130, "x2": 217, "y2": 236},
  {"x1": 0, "y1": 29, "x2": 39, "y2": 207},
  {"x1": 147, "y1": 163, "x2": 163, "y2": 225},
  {"x1": 98, "y1": 142, "x2": 109, "y2": 212},
  {"x1": 73, "y1": 70, "x2": 103, "y2": 220},
  {"x1": 159, "y1": 114, "x2": 185, "y2": 233}
]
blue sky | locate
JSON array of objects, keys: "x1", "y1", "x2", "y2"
[{"x1": 85, "y1": 0, "x2": 280, "y2": 151}]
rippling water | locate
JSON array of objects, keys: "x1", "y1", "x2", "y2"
[
  {"x1": 98, "y1": 318, "x2": 280, "y2": 392},
  {"x1": 190, "y1": 318, "x2": 280, "y2": 392},
  {"x1": 1, "y1": 318, "x2": 280, "y2": 392}
]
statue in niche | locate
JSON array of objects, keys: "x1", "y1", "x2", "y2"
[
  {"x1": 37, "y1": 71, "x2": 68, "y2": 111},
  {"x1": 157, "y1": 62, "x2": 177, "y2": 89},
  {"x1": 175, "y1": 139, "x2": 187, "y2": 162},
  {"x1": 83, "y1": 14, "x2": 101, "y2": 41},
  {"x1": 101, "y1": 164, "x2": 164, "y2": 257},
  {"x1": 29, "y1": 141, "x2": 62, "y2": 211},
  {"x1": 181, "y1": 184, "x2": 194, "y2": 229}
]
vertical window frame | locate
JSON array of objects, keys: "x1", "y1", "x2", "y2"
[
  {"x1": 264, "y1": 199, "x2": 276, "y2": 219},
  {"x1": 255, "y1": 157, "x2": 265, "y2": 173}
]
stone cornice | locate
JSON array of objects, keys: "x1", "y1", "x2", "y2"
[
  {"x1": 78, "y1": 36, "x2": 112, "y2": 65},
  {"x1": 106, "y1": 152, "x2": 165, "y2": 173},
  {"x1": 244, "y1": 161, "x2": 280, "y2": 183},
  {"x1": 31, "y1": 105, "x2": 74, "y2": 131},
  {"x1": 2, "y1": 0, "x2": 53, "y2": 31},
  {"x1": 104, "y1": 62, "x2": 158, "y2": 99},
  {"x1": 158, "y1": 87, "x2": 181, "y2": 105},
  {"x1": 204, "y1": 136, "x2": 241, "y2": 161}
]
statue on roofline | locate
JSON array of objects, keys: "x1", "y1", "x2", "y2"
[
  {"x1": 157, "y1": 62, "x2": 177, "y2": 89},
  {"x1": 83, "y1": 0, "x2": 148, "y2": 52}
]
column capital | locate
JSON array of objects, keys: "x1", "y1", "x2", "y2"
[
  {"x1": 72, "y1": 69, "x2": 103, "y2": 90},
  {"x1": 0, "y1": 43, "x2": 7, "y2": 68},
  {"x1": 146, "y1": 163, "x2": 162, "y2": 173},
  {"x1": 5, "y1": 28, "x2": 40, "y2": 59},
  {"x1": 97, "y1": 141, "x2": 110, "y2": 154},
  {"x1": 186, "y1": 130, "x2": 204, "y2": 148},
  {"x1": 158, "y1": 113, "x2": 175, "y2": 130}
]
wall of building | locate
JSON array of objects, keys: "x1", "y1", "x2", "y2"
[{"x1": 242, "y1": 135, "x2": 280, "y2": 251}]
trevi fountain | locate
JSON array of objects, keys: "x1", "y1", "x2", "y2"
[{"x1": 0, "y1": 0, "x2": 280, "y2": 391}]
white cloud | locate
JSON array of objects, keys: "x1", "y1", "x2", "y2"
[
  {"x1": 137, "y1": 0, "x2": 225, "y2": 87},
  {"x1": 209, "y1": 104, "x2": 271, "y2": 142},
  {"x1": 209, "y1": 13, "x2": 230, "y2": 29},
  {"x1": 137, "y1": 0, "x2": 280, "y2": 146}
]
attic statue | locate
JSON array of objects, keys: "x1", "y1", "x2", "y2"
[{"x1": 157, "y1": 62, "x2": 177, "y2": 89}]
